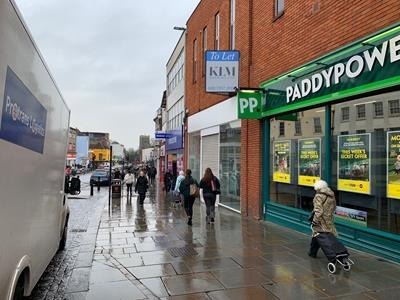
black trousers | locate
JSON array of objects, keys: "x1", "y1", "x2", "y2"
[
  {"x1": 203, "y1": 193, "x2": 216, "y2": 218},
  {"x1": 138, "y1": 192, "x2": 146, "y2": 204},
  {"x1": 309, "y1": 237, "x2": 320, "y2": 257},
  {"x1": 183, "y1": 196, "x2": 196, "y2": 218},
  {"x1": 126, "y1": 184, "x2": 133, "y2": 196}
]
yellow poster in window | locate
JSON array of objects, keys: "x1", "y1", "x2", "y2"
[
  {"x1": 387, "y1": 131, "x2": 400, "y2": 200},
  {"x1": 337, "y1": 134, "x2": 370, "y2": 194},
  {"x1": 298, "y1": 138, "x2": 321, "y2": 187},
  {"x1": 273, "y1": 140, "x2": 291, "y2": 184}
]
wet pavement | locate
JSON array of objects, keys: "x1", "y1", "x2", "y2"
[{"x1": 31, "y1": 178, "x2": 400, "y2": 299}]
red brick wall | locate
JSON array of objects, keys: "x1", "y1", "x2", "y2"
[{"x1": 185, "y1": 0, "x2": 400, "y2": 220}]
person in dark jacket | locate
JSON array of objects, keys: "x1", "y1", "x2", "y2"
[
  {"x1": 179, "y1": 169, "x2": 199, "y2": 226},
  {"x1": 164, "y1": 170, "x2": 173, "y2": 192},
  {"x1": 135, "y1": 170, "x2": 149, "y2": 205},
  {"x1": 199, "y1": 168, "x2": 220, "y2": 224}
]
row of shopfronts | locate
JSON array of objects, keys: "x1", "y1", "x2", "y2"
[{"x1": 181, "y1": 18, "x2": 400, "y2": 262}]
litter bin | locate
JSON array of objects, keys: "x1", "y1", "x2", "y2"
[{"x1": 111, "y1": 179, "x2": 122, "y2": 198}]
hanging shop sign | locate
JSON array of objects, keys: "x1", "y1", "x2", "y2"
[
  {"x1": 298, "y1": 138, "x2": 321, "y2": 187},
  {"x1": 337, "y1": 133, "x2": 371, "y2": 194},
  {"x1": 335, "y1": 206, "x2": 367, "y2": 227},
  {"x1": 387, "y1": 131, "x2": 400, "y2": 200},
  {"x1": 237, "y1": 90, "x2": 263, "y2": 119},
  {"x1": 260, "y1": 25, "x2": 400, "y2": 117},
  {"x1": 205, "y1": 50, "x2": 239, "y2": 93},
  {"x1": 273, "y1": 140, "x2": 291, "y2": 183}
]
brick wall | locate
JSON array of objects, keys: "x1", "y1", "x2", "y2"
[{"x1": 185, "y1": 0, "x2": 400, "y2": 220}]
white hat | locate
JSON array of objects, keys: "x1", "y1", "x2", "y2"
[{"x1": 314, "y1": 180, "x2": 328, "y2": 191}]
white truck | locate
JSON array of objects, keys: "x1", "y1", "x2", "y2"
[{"x1": 0, "y1": 0, "x2": 70, "y2": 299}]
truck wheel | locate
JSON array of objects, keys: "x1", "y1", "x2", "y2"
[
  {"x1": 58, "y1": 221, "x2": 68, "y2": 251},
  {"x1": 13, "y1": 276, "x2": 25, "y2": 300}
]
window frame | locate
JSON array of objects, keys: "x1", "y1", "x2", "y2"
[
  {"x1": 356, "y1": 104, "x2": 366, "y2": 120},
  {"x1": 193, "y1": 39, "x2": 197, "y2": 84},
  {"x1": 279, "y1": 122, "x2": 285, "y2": 136},
  {"x1": 230, "y1": 0, "x2": 236, "y2": 50},
  {"x1": 389, "y1": 99, "x2": 400, "y2": 116},
  {"x1": 313, "y1": 117, "x2": 322, "y2": 133},
  {"x1": 373, "y1": 101, "x2": 384, "y2": 118},
  {"x1": 341, "y1": 106, "x2": 350, "y2": 122},
  {"x1": 215, "y1": 12, "x2": 220, "y2": 50},
  {"x1": 274, "y1": 0, "x2": 285, "y2": 19}
]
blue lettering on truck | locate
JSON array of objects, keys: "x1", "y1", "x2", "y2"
[{"x1": 0, "y1": 66, "x2": 47, "y2": 153}]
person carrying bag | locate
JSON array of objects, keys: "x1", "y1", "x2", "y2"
[
  {"x1": 199, "y1": 168, "x2": 220, "y2": 224},
  {"x1": 179, "y1": 169, "x2": 199, "y2": 226}
]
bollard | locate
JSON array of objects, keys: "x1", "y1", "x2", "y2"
[
  {"x1": 97, "y1": 177, "x2": 101, "y2": 191},
  {"x1": 90, "y1": 183, "x2": 94, "y2": 196}
]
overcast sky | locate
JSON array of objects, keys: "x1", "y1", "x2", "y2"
[{"x1": 15, "y1": 0, "x2": 199, "y2": 149}]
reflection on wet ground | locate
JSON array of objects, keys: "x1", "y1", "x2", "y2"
[{"x1": 79, "y1": 184, "x2": 400, "y2": 299}]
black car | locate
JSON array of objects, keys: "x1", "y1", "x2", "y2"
[{"x1": 90, "y1": 169, "x2": 110, "y2": 186}]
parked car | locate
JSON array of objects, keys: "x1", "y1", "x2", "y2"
[{"x1": 90, "y1": 169, "x2": 110, "y2": 186}]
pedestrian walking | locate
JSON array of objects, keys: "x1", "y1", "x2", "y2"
[
  {"x1": 124, "y1": 170, "x2": 135, "y2": 198},
  {"x1": 308, "y1": 180, "x2": 337, "y2": 258},
  {"x1": 164, "y1": 169, "x2": 173, "y2": 192},
  {"x1": 174, "y1": 170, "x2": 185, "y2": 205},
  {"x1": 179, "y1": 169, "x2": 199, "y2": 226},
  {"x1": 135, "y1": 170, "x2": 149, "y2": 205},
  {"x1": 114, "y1": 168, "x2": 121, "y2": 180},
  {"x1": 199, "y1": 168, "x2": 220, "y2": 224}
]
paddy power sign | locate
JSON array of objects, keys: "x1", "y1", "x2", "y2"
[{"x1": 261, "y1": 26, "x2": 400, "y2": 116}]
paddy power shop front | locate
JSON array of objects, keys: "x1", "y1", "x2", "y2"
[{"x1": 254, "y1": 24, "x2": 400, "y2": 262}]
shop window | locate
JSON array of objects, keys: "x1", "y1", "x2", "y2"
[
  {"x1": 294, "y1": 120, "x2": 302, "y2": 135},
  {"x1": 389, "y1": 99, "x2": 400, "y2": 116},
  {"x1": 270, "y1": 107, "x2": 325, "y2": 210},
  {"x1": 220, "y1": 121, "x2": 241, "y2": 211},
  {"x1": 279, "y1": 122, "x2": 285, "y2": 136},
  {"x1": 188, "y1": 132, "x2": 201, "y2": 180},
  {"x1": 274, "y1": 0, "x2": 284, "y2": 18},
  {"x1": 356, "y1": 104, "x2": 366, "y2": 120},
  {"x1": 374, "y1": 102, "x2": 384, "y2": 118},
  {"x1": 313, "y1": 117, "x2": 322, "y2": 133},
  {"x1": 331, "y1": 91, "x2": 400, "y2": 235},
  {"x1": 269, "y1": 92, "x2": 400, "y2": 235}
]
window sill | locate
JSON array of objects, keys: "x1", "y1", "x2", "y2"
[{"x1": 273, "y1": 11, "x2": 285, "y2": 22}]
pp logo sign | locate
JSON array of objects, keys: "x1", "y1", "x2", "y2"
[
  {"x1": 237, "y1": 91, "x2": 262, "y2": 119},
  {"x1": 240, "y1": 97, "x2": 259, "y2": 114}
]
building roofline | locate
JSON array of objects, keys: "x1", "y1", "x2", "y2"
[{"x1": 166, "y1": 31, "x2": 185, "y2": 67}]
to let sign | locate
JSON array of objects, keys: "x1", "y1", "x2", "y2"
[
  {"x1": 237, "y1": 91, "x2": 263, "y2": 119},
  {"x1": 205, "y1": 50, "x2": 239, "y2": 93}
]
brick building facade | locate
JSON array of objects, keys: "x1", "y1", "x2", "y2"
[{"x1": 185, "y1": 0, "x2": 400, "y2": 223}]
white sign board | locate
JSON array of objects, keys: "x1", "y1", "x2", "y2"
[{"x1": 205, "y1": 50, "x2": 239, "y2": 93}]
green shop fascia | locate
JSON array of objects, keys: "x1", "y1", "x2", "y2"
[{"x1": 238, "y1": 23, "x2": 400, "y2": 262}]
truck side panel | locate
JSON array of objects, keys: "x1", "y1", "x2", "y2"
[{"x1": 0, "y1": 0, "x2": 70, "y2": 297}]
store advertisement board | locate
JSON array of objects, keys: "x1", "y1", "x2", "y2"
[
  {"x1": 387, "y1": 131, "x2": 400, "y2": 200},
  {"x1": 335, "y1": 206, "x2": 367, "y2": 227},
  {"x1": 337, "y1": 133, "x2": 371, "y2": 194},
  {"x1": 298, "y1": 138, "x2": 321, "y2": 187},
  {"x1": 273, "y1": 140, "x2": 291, "y2": 183}
]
